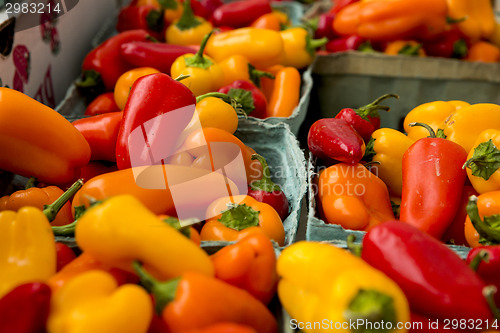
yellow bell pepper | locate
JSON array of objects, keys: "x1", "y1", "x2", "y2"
[
  {"x1": 444, "y1": 103, "x2": 500, "y2": 153},
  {"x1": 279, "y1": 27, "x2": 327, "y2": 69},
  {"x1": 368, "y1": 128, "x2": 415, "y2": 196},
  {"x1": 47, "y1": 270, "x2": 152, "y2": 333},
  {"x1": 165, "y1": 0, "x2": 213, "y2": 46},
  {"x1": 278, "y1": 241, "x2": 410, "y2": 333},
  {"x1": 446, "y1": 0, "x2": 496, "y2": 43},
  {"x1": 403, "y1": 100, "x2": 469, "y2": 141},
  {"x1": 463, "y1": 129, "x2": 500, "y2": 194},
  {"x1": 0, "y1": 207, "x2": 56, "y2": 298},
  {"x1": 75, "y1": 194, "x2": 214, "y2": 280},
  {"x1": 171, "y1": 31, "x2": 224, "y2": 96}
]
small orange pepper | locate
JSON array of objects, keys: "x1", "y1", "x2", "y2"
[
  {"x1": 249, "y1": 11, "x2": 288, "y2": 31},
  {"x1": 266, "y1": 67, "x2": 301, "y2": 118},
  {"x1": 465, "y1": 192, "x2": 500, "y2": 248},
  {"x1": 259, "y1": 64, "x2": 284, "y2": 102},
  {"x1": 201, "y1": 195, "x2": 285, "y2": 246},
  {"x1": 179, "y1": 323, "x2": 257, "y2": 333},
  {"x1": 114, "y1": 67, "x2": 160, "y2": 110},
  {"x1": 466, "y1": 41, "x2": 500, "y2": 62},
  {"x1": 217, "y1": 54, "x2": 274, "y2": 88},
  {"x1": 384, "y1": 40, "x2": 426, "y2": 56}
]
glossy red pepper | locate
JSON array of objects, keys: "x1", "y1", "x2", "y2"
[
  {"x1": 120, "y1": 41, "x2": 196, "y2": 75},
  {"x1": 55, "y1": 242, "x2": 77, "y2": 272},
  {"x1": 325, "y1": 35, "x2": 366, "y2": 53},
  {"x1": 246, "y1": 154, "x2": 289, "y2": 221},
  {"x1": 191, "y1": 0, "x2": 223, "y2": 20},
  {"x1": 210, "y1": 0, "x2": 272, "y2": 29},
  {"x1": 467, "y1": 245, "x2": 500, "y2": 305},
  {"x1": 117, "y1": 5, "x2": 165, "y2": 42},
  {"x1": 217, "y1": 80, "x2": 267, "y2": 119},
  {"x1": 422, "y1": 27, "x2": 469, "y2": 59},
  {"x1": 72, "y1": 112, "x2": 123, "y2": 162},
  {"x1": 0, "y1": 282, "x2": 51, "y2": 333},
  {"x1": 78, "y1": 161, "x2": 118, "y2": 183},
  {"x1": 441, "y1": 185, "x2": 478, "y2": 246},
  {"x1": 78, "y1": 29, "x2": 150, "y2": 92},
  {"x1": 328, "y1": 0, "x2": 359, "y2": 14},
  {"x1": 116, "y1": 73, "x2": 195, "y2": 169},
  {"x1": 400, "y1": 123, "x2": 468, "y2": 239},
  {"x1": 362, "y1": 220, "x2": 495, "y2": 322},
  {"x1": 335, "y1": 93, "x2": 398, "y2": 143},
  {"x1": 308, "y1": 118, "x2": 366, "y2": 164},
  {"x1": 85, "y1": 92, "x2": 121, "y2": 115},
  {"x1": 314, "y1": 13, "x2": 337, "y2": 40}
]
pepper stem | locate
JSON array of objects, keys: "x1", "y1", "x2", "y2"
[
  {"x1": 43, "y1": 179, "x2": 83, "y2": 222},
  {"x1": 483, "y1": 285, "x2": 500, "y2": 321},
  {"x1": 408, "y1": 122, "x2": 437, "y2": 138},
  {"x1": 466, "y1": 195, "x2": 500, "y2": 245},
  {"x1": 132, "y1": 261, "x2": 180, "y2": 315},
  {"x1": 174, "y1": 74, "x2": 190, "y2": 82},
  {"x1": 175, "y1": 0, "x2": 201, "y2": 31},
  {"x1": 196, "y1": 92, "x2": 246, "y2": 117},
  {"x1": 184, "y1": 30, "x2": 214, "y2": 69},
  {"x1": 346, "y1": 234, "x2": 362, "y2": 257},
  {"x1": 306, "y1": 36, "x2": 328, "y2": 56},
  {"x1": 51, "y1": 220, "x2": 77, "y2": 236},
  {"x1": 25, "y1": 176, "x2": 36, "y2": 189},
  {"x1": 345, "y1": 289, "x2": 397, "y2": 333},
  {"x1": 469, "y1": 250, "x2": 490, "y2": 272},
  {"x1": 248, "y1": 63, "x2": 274, "y2": 88},
  {"x1": 355, "y1": 94, "x2": 399, "y2": 120},
  {"x1": 218, "y1": 203, "x2": 260, "y2": 231},
  {"x1": 249, "y1": 154, "x2": 282, "y2": 193}
]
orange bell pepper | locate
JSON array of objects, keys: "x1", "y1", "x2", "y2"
[
  {"x1": 200, "y1": 195, "x2": 285, "y2": 246},
  {"x1": 0, "y1": 87, "x2": 91, "y2": 185},
  {"x1": 211, "y1": 233, "x2": 278, "y2": 304},
  {"x1": 265, "y1": 67, "x2": 300, "y2": 118},
  {"x1": 333, "y1": 0, "x2": 447, "y2": 41},
  {"x1": 317, "y1": 163, "x2": 394, "y2": 231},
  {"x1": 384, "y1": 40, "x2": 425, "y2": 56},
  {"x1": 466, "y1": 41, "x2": 500, "y2": 63},
  {"x1": 465, "y1": 193, "x2": 500, "y2": 248}
]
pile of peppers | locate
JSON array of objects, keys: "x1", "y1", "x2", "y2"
[{"x1": 308, "y1": 0, "x2": 500, "y2": 63}]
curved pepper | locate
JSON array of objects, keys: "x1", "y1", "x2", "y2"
[
  {"x1": 278, "y1": 241, "x2": 410, "y2": 333},
  {"x1": 133, "y1": 262, "x2": 278, "y2": 333},
  {"x1": 333, "y1": 0, "x2": 447, "y2": 41},
  {"x1": 279, "y1": 27, "x2": 327, "y2": 69},
  {"x1": 47, "y1": 270, "x2": 153, "y2": 333},
  {"x1": 0, "y1": 87, "x2": 91, "y2": 184},
  {"x1": 201, "y1": 195, "x2": 285, "y2": 246},
  {"x1": 217, "y1": 54, "x2": 274, "y2": 88},
  {"x1": 266, "y1": 66, "x2": 300, "y2": 118},
  {"x1": 210, "y1": 0, "x2": 272, "y2": 29},
  {"x1": 441, "y1": 185, "x2": 477, "y2": 246},
  {"x1": 218, "y1": 79, "x2": 268, "y2": 119},
  {"x1": 75, "y1": 195, "x2": 214, "y2": 280},
  {"x1": 205, "y1": 27, "x2": 284, "y2": 69},
  {"x1": 211, "y1": 232, "x2": 278, "y2": 304},
  {"x1": 466, "y1": 245, "x2": 500, "y2": 305},
  {"x1": 446, "y1": 0, "x2": 496, "y2": 43},
  {"x1": 400, "y1": 123, "x2": 467, "y2": 239},
  {"x1": 117, "y1": 4, "x2": 165, "y2": 42},
  {"x1": 165, "y1": 0, "x2": 213, "y2": 46},
  {"x1": 463, "y1": 129, "x2": 500, "y2": 194},
  {"x1": 465, "y1": 193, "x2": 500, "y2": 247},
  {"x1": 114, "y1": 66, "x2": 160, "y2": 110},
  {"x1": 84, "y1": 92, "x2": 120, "y2": 116},
  {"x1": 0, "y1": 207, "x2": 56, "y2": 298},
  {"x1": 318, "y1": 163, "x2": 394, "y2": 231},
  {"x1": 171, "y1": 30, "x2": 224, "y2": 96}
]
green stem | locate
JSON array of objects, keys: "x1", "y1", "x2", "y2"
[
  {"x1": 345, "y1": 289, "x2": 397, "y2": 333},
  {"x1": 398, "y1": 44, "x2": 422, "y2": 56},
  {"x1": 248, "y1": 63, "x2": 274, "y2": 88},
  {"x1": 218, "y1": 203, "x2": 260, "y2": 231},
  {"x1": 466, "y1": 195, "x2": 500, "y2": 244},
  {"x1": 43, "y1": 179, "x2": 83, "y2": 222},
  {"x1": 306, "y1": 36, "x2": 328, "y2": 56},
  {"x1": 52, "y1": 219, "x2": 77, "y2": 236},
  {"x1": 355, "y1": 94, "x2": 399, "y2": 120},
  {"x1": 483, "y1": 285, "x2": 500, "y2": 321},
  {"x1": 132, "y1": 261, "x2": 180, "y2": 314},
  {"x1": 25, "y1": 176, "x2": 36, "y2": 190},
  {"x1": 469, "y1": 250, "x2": 490, "y2": 272},
  {"x1": 174, "y1": 74, "x2": 190, "y2": 82},
  {"x1": 196, "y1": 92, "x2": 245, "y2": 117},
  {"x1": 175, "y1": 0, "x2": 201, "y2": 31},
  {"x1": 249, "y1": 154, "x2": 281, "y2": 193},
  {"x1": 346, "y1": 234, "x2": 362, "y2": 257},
  {"x1": 184, "y1": 30, "x2": 214, "y2": 69},
  {"x1": 408, "y1": 122, "x2": 436, "y2": 138}
]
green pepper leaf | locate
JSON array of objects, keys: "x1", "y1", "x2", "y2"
[
  {"x1": 226, "y1": 88, "x2": 255, "y2": 116},
  {"x1": 218, "y1": 203, "x2": 260, "y2": 231},
  {"x1": 73, "y1": 205, "x2": 87, "y2": 220},
  {"x1": 146, "y1": 9, "x2": 165, "y2": 32},
  {"x1": 479, "y1": 214, "x2": 500, "y2": 245},
  {"x1": 463, "y1": 140, "x2": 500, "y2": 181},
  {"x1": 163, "y1": 216, "x2": 191, "y2": 239}
]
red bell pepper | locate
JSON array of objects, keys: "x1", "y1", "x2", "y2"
[
  {"x1": 247, "y1": 154, "x2": 289, "y2": 221},
  {"x1": 217, "y1": 80, "x2": 267, "y2": 119},
  {"x1": 441, "y1": 185, "x2": 478, "y2": 246},
  {"x1": 422, "y1": 27, "x2": 469, "y2": 59},
  {"x1": 55, "y1": 242, "x2": 77, "y2": 272},
  {"x1": 335, "y1": 93, "x2": 398, "y2": 143},
  {"x1": 78, "y1": 29, "x2": 150, "y2": 92},
  {"x1": 325, "y1": 35, "x2": 366, "y2": 53},
  {"x1": 307, "y1": 118, "x2": 365, "y2": 164},
  {"x1": 210, "y1": 232, "x2": 278, "y2": 304},
  {"x1": 85, "y1": 92, "x2": 121, "y2": 116},
  {"x1": 116, "y1": 73, "x2": 195, "y2": 169},
  {"x1": 72, "y1": 112, "x2": 123, "y2": 162},
  {"x1": 400, "y1": 123, "x2": 468, "y2": 239},
  {"x1": 0, "y1": 282, "x2": 51, "y2": 333},
  {"x1": 120, "y1": 41, "x2": 196, "y2": 75},
  {"x1": 362, "y1": 220, "x2": 496, "y2": 322},
  {"x1": 117, "y1": 5, "x2": 165, "y2": 42},
  {"x1": 210, "y1": 0, "x2": 272, "y2": 29},
  {"x1": 467, "y1": 245, "x2": 500, "y2": 305}
]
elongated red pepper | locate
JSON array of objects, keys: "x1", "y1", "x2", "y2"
[
  {"x1": 308, "y1": 118, "x2": 366, "y2": 164},
  {"x1": 314, "y1": 13, "x2": 337, "y2": 40},
  {"x1": 120, "y1": 41, "x2": 197, "y2": 75},
  {"x1": 422, "y1": 27, "x2": 469, "y2": 59},
  {"x1": 400, "y1": 123, "x2": 468, "y2": 239},
  {"x1": 117, "y1": 5, "x2": 165, "y2": 42},
  {"x1": 210, "y1": 0, "x2": 272, "y2": 29},
  {"x1": 362, "y1": 220, "x2": 495, "y2": 322},
  {"x1": 335, "y1": 93, "x2": 398, "y2": 143},
  {"x1": 0, "y1": 282, "x2": 51, "y2": 333},
  {"x1": 116, "y1": 73, "x2": 195, "y2": 169},
  {"x1": 325, "y1": 35, "x2": 367, "y2": 53},
  {"x1": 217, "y1": 80, "x2": 267, "y2": 119},
  {"x1": 72, "y1": 112, "x2": 123, "y2": 162},
  {"x1": 467, "y1": 245, "x2": 500, "y2": 305},
  {"x1": 191, "y1": 0, "x2": 223, "y2": 20},
  {"x1": 85, "y1": 92, "x2": 121, "y2": 116},
  {"x1": 78, "y1": 29, "x2": 150, "y2": 92}
]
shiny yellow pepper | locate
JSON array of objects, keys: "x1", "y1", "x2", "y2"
[
  {"x1": 114, "y1": 67, "x2": 160, "y2": 110},
  {"x1": 75, "y1": 194, "x2": 214, "y2": 281},
  {"x1": 463, "y1": 129, "x2": 500, "y2": 194},
  {"x1": 368, "y1": 128, "x2": 415, "y2": 197},
  {"x1": 193, "y1": 93, "x2": 241, "y2": 134},
  {"x1": 279, "y1": 27, "x2": 327, "y2": 69},
  {"x1": 0, "y1": 207, "x2": 56, "y2": 298},
  {"x1": 278, "y1": 241, "x2": 410, "y2": 333},
  {"x1": 444, "y1": 103, "x2": 500, "y2": 153},
  {"x1": 171, "y1": 30, "x2": 224, "y2": 96},
  {"x1": 446, "y1": 0, "x2": 496, "y2": 43},
  {"x1": 403, "y1": 100, "x2": 469, "y2": 141},
  {"x1": 165, "y1": 0, "x2": 213, "y2": 46},
  {"x1": 47, "y1": 270, "x2": 152, "y2": 333}
]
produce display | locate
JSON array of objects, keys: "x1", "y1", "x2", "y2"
[{"x1": 3, "y1": 0, "x2": 500, "y2": 332}]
